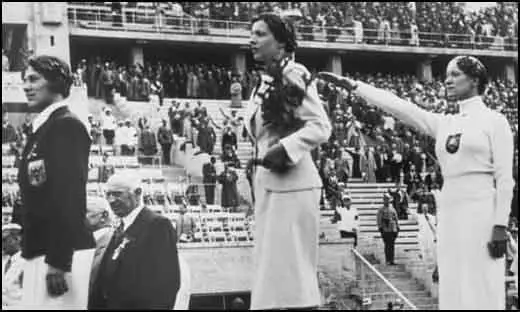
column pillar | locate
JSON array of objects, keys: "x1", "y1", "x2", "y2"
[
  {"x1": 130, "y1": 46, "x2": 144, "y2": 67},
  {"x1": 232, "y1": 51, "x2": 247, "y2": 76},
  {"x1": 327, "y1": 54, "x2": 342, "y2": 75},
  {"x1": 416, "y1": 59, "x2": 433, "y2": 83},
  {"x1": 503, "y1": 61, "x2": 517, "y2": 82}
]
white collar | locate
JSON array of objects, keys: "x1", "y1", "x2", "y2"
[
  {"x1": 458, "y1": 95, "x2": 485, "y2": 115},
  {"x1": 120, "y1": 204, "x2": 145, "y2": 232},
  {"x1": 32, "y1": 100, "x2": 68, "y2": 132}
]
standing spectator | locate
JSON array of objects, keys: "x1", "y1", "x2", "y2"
[
  {"x1": 230, "y1": 76, "x2": 243, "y2": 108},
  {"x1": 150, "y1": 74, "x2": 164, "y2": 107},
  {"x1": 101, "y1": 108, "x2": 116, "y2": 145},
  {"x1": 389, "y1": 180, "x2": 409, "y2": 220},
  {"x1": 157, "y1": 119, "x2": 173, "y2": 165},
  {"x1": 196, "y1": 120, "x2": 216, "y2": 155},
  {"x1": 377, "y1": 193, "x2": 400, "y2": 265},
  {"x1": 19, "y1": 55, "x2": 95, "y2": 308},
  {"x1": 222, "y1": 126, "x2": 238, "y2": 152},
  {"x1": 2, "y1": 223, "x2": 24, "y2": 307},
  {"x1": 336, "y1": 195, "x2": 359, "y2": 247},
  {"x1": 202, "y1": 157, "x2": 217, "y2": 205},
  {"x1": 122, "y1": 120, "x2": 137, "y2": 156},
  {"x1": 2, "y1": 49, "x2": 9, "y2": 71},
  {"x1": 2, "y1": 114, "x2": 17, "y2": 144},
  {"x1": 169, "y1": 102, "x2": 183, "y2": 136},
  {"x1": 218, "y1": 164, "x2": 239, "y2": 212},
  {"x1": 365, "y1": 146, "x2": 377, "y2": 183},
  {"x1": 221, "y1": 144, "x2": 241, "y2": 169},
  {"x1": 88, "y1": 172, "x2": 180, "y2": 309},
  {"x1": 102, "y1": 62, "x2": 115, "y2": 104},
  {"x1": 88, "y1": 114, "x2": 102, "y2": 146},
  {"x1": 98, "y1": 152, "x2": 115, "y2": 183},
  {"x1": 114, "y1": 120, "x2": 126, "y2": 155},
  {"x1": 139, "y1": 124, "x2": 158, "y2": 165}
]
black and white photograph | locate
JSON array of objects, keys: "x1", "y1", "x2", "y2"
[{"x1": 2, "y1": 1, "x2": 518, "y2": 310}]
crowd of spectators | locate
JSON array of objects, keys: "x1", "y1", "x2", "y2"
[
  {"x1": 72, "y1": 57, "x2": 260, "y2": 104},
  {"x1": 73, "y1": 2, "x2": 518, "y2": 49}
]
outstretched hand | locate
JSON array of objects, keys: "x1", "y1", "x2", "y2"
[{"x1": 317, "y1": 72, "x2": 358, "y2": 92}]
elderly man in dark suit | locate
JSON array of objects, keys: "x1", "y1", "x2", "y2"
[
  {"x1": 18, "y1": 55, "x2": 95, "y2": 308},
  {"x1": 89, "y1": 172, "x2": 180, "y2": 310}
]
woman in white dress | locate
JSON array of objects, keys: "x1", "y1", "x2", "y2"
[
  {"x1": 246, "y1": 14, "x2": 331, "y2": 310},
  {"x1": 318, "y1": 56, "x2": 514, "y2": 310}
]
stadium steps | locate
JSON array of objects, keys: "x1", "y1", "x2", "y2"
[{"x1": 364, "y1": 264, "x2": 438, "y2": 310}]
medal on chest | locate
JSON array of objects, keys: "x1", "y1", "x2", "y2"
[{"x1": 445, "y1": 133, "x2": 462, "y2": 154}]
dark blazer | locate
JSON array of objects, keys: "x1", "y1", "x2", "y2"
[
  {"x1": 202, "y1": 162, "x2": 217, "y2": 184},
  {"x1": 89, "y1": 208, "x2": 181, "y2": 310},
  {"x1": 17, "y1": 106, "x2": 94, "y2": 272}
]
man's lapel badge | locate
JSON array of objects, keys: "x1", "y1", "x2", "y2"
[
  {"x1": 445, "y1": 133, "x2": 462, "y2": 154},
  {"x1": 28, "y1": 159, "x2": 46, "y2": 186}
]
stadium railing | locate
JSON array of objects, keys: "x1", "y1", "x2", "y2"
[
  {"x1": 351, "y1": 247, "x2": 419, "y2": 310},
  {"x1": 66, "y1": 4, "x2": 518, "y2": 52}
]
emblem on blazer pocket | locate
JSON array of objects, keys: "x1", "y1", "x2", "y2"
[
  {"x1": 445, "y1": 133, "x2": 462, "y2": 154},
  {"x1": 27, "y1": 159, "x2": 47, "y2": 186}
]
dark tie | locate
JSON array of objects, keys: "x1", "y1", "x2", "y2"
[
  {"x1": 4, "y1": 256, "x2": 13, "y2": 274},
  {"x1": 96, "y1": 221, "x2": 125, "y2": 303}
]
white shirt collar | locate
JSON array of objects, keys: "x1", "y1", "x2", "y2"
[
  {"x1": 32, "y1": 99, "x2": 69, "y2": 133},
  {"x1": 458, "y1": 95, "x2": 485, "y2": 115},
  {"x1": 120, "y1": 204, "x2": 145, "y2": 232}
]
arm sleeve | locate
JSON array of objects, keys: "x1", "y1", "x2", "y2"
[
  {"x1": 355, "y1": 81, "x2": 442, "y2": 138},
  {"x1": 491, "y1": 114, "x2": 514, "y2": 226},
  {"x1": 45, "y1": 118, "x2": 91, "y2": 272},
  {"x1": 144, "y1": 218, "x2": 181, "y2": 309},
  {"x1": 280, "y1": 79, "x2": 332, "y2": 165}
]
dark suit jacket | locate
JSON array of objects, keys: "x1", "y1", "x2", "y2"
[
  {"x1": 89, "y1": 208, "x2": 180, "y2": 310},
  {"x1": 17, "y1": 106, "x2": 94, "y2": 272},
  {"x1": 202, "y1": 162, "x2": 217, "y2": 184}
]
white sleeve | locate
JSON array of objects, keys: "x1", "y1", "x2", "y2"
[
  {"x1": 354, "y1": 81, "x2": 442, "y2": 138},
  {"x1": 490, "y1": 113, "x2": 514, "y2": 226}
]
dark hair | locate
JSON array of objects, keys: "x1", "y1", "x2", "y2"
[
  {"x1": 452, "y1": 55, "x2": 488, "y2": 95},
  {"x1": 28, "y1": 55, "x2": 73, "y2": 98},
  {"x1": 251, "y1": 13, "x2": 297, "y2": 53}
]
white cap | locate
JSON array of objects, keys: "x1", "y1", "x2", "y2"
[{"x1": 2, "y1": 223, "x2": 22, "y2": 232}]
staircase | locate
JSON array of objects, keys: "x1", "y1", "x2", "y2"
[
  {"x1": 337, "y1": 180, "x2": 438, "y2": 310},
  {"x1": 366, "y1": 264, "x2": 438, "y2": 310},
  {"x1": 156, "y1": 99, "x2": 254, "y2": 163}
]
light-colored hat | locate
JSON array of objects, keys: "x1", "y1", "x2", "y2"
[
  {"x1": 2, "y1": 223, "x2": 22, "y2": 232},
  {"x1": 342, "y1": 194, "x2": 351, "y2": 200},
  {"x1": 2, "y1": 206, "x2": 13, "y2": 214}
]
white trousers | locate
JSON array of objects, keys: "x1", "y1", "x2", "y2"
[{"x1": 20, "y1": 249, "x2": 95, "y2": 310}]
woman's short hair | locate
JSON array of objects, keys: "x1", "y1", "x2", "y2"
[
  {"x1": 252, "y1": 13, "x2": 297, "y2": 53},
  {"x1": 28, "y1": 55, "x2": 74, "y2": 98},
  {"x1": 452, "y1": 55, "x2": 489, "y2": 95}
]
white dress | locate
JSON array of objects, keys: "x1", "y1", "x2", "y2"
[{"x1": 355, "y1": 83, "x2": 514, "y2": 310}]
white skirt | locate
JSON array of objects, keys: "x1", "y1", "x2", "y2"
[
  {"x1": 250, "y1": 186, "x2": 321, "y2": 310},
  {"x1": 20, "y1": 249, "x2": 95, "y2": 310},
  {"x1": 437, "y1": 187, "x2": 505, "y2": 310}
]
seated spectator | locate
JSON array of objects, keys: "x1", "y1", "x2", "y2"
[
  {"x1": 174, "y1": 202, "x2": 197, "y2": 243},
  {"x1": 86, "y1": 196, "x2": 112, "y2": 242},
  {"x1": 2, "y1": 223, "x2": 24, "y2": 308}
]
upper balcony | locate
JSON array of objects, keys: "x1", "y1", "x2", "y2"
[{"x1": 67, "y1": 4, "x2": 518, "y2": 58}]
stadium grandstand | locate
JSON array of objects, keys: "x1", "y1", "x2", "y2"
[{"x1": 2, "y1": 1, "x2": 518, "y2": 310}]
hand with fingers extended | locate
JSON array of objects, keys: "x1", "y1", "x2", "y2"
[
  {"x1": 46, "y1": 265, "x2": 68, "y2": 297},
  {"x1": 317, "y1": 72, "x2": 358, "y2": 92},
  {"x1": 488, "y1": 225, "x2": 508, "y2": 259}
]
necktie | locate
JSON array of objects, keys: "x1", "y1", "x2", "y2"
[{"x1": 4, "y1": 256, "x2": 12, "y2": 274}]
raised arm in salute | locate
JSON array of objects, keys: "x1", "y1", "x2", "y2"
[{"x1": 319, "y1": 56, "x2": 514, "y2": 310}]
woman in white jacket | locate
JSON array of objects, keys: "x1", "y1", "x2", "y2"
[{"x1": 319, "y1": 55, "x2": 514, "y2": 310}]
